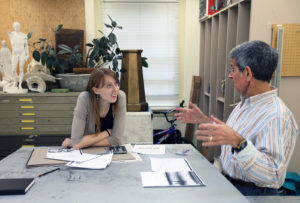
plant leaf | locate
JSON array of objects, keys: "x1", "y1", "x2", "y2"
[
  {"x1": 108, "y1": 15, "x2": 113, "y2": 22},
  {"x1": 41, "y1": 51, "x2": 47, "y2": 65},
  {"x1": 120, "y1": 68, "x2": 127, "y2": 73},
  {"x1": 27, "y1": 30, "x2": 33, "y2": 40},
  {"x1": 108, "y1": 33, "x2": 117, "y2": 44},
  {"x1": 73, "y1": 44, "x2": 80, "y2": 52},
  {"x1": 112, "y1": 21, "x2": 117, "y2": 27},
  {"x1": 57, "y1": 44, "x2": 72, "y2": 53},
  {"x1": 142, "y1": 58, "x2": 148, "y2": 68},
  {"x1": 46, "y1": 44, "x2": 51, "y2": 52},
  {"x1": 86, "y1": 43, "x2": 94, "y2": 47},
  {"x1": 113, "y1": 58, "x2": 118, "y2": 70},
  {"x1": 57, "y1": 50, "x2": 70, "y2": 55},
  {"x1": 54, "y1": 24, "x2": 63, "y2": 33},
  {"x1": 116, "y1": 26, "x2": 122, "y2": 29},
  {"x1": 98, "y1": 30, "x2": 105, "y2": 35},
  {"x1": 38, "y1": 38, "x2": 46, "y2": 42},
  {"x1": 104, "y1": 23, "x2": 112, "y2": 28},
  {"x1": 32, "y1": 50, "x2": 40, "y2": 62},
  {"x1": 88, "y1": 59, "x2": 95, "y2": 68}
]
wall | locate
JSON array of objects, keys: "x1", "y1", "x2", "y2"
[
  {"x1": 181, "y1": 0, "x2": 200, "y2": 106},
  {"x1": 0, "y1": 0, "x2": 85, "y2": 71},
  {"x1": 249, "y1": 0, "x2": 300, "y2": 174}
]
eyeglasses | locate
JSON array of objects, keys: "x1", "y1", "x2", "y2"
[
  {"x1": 228, "y1": 67, "x2": 245, "y2": 74},
  {"x1": 228, "y1": 67, "x2": 235, "y2": 74}
]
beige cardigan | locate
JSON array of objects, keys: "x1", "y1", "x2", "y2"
[{"x1": 71, "y1": 90, "x2": 126, "y2": 146}]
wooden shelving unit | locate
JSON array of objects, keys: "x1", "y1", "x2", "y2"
[{"x1": 198, "y1": 0, "x2": 251, "y2": 161}]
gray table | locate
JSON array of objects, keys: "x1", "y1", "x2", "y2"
[{"x1": 0, "y1": 144, "x2": 250, "y2": 203}]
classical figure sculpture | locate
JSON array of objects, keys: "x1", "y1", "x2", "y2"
[
  {"x1": 6, "y1": 22, "x2": 29, "y2": 93},
  {"x1": 0, "y1": 40, "x2": 16, "y2": 91}
]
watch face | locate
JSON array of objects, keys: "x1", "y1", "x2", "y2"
[{"x1": 238, "y1": 141, "x2": 247, "y2": 152}]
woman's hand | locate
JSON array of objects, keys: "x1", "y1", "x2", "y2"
[{"x1": 62, "y1": 138, "x2": 72, "y2": 148}]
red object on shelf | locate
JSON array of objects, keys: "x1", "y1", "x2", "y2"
[{"x1": 208, "y1": 0, "x2": 226, "y2": 15}]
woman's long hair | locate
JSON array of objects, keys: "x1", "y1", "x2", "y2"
[{"x1": 86, "y1": 68, "x2": 119, "y2": 132}]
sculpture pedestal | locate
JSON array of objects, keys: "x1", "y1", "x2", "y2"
[
  {"x1": 5, "y1": 87, "x2": 28, "y2": 94},
  {"x1": 121, "y1": 50, "x2": 148, "y2": 112}
]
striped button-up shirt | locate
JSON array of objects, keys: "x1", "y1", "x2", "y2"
[{"x1": 220, "y1": 89, "x2": 298, "y2": 188}]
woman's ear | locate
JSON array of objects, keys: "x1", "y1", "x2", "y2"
[{"x1": 92, "y1": 87, "x2": 99, "y2": 95}]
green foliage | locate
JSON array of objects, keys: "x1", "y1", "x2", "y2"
[
  {"x1": 29, "y1": 24, "x2": 68, "y2": 75},
  {"x1": 57, "y1": 44, "x2": 82, "y2": 69},
  {"x1": 86, "y1": 15, "x2": 124, "y2": 76},
  {"x1": 86, "y1": 15, "x2": 149, "y2": 76}
]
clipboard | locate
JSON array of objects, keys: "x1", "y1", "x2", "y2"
[{"x1": 26, "y1": 148, "x2": 67, "y2": 167}]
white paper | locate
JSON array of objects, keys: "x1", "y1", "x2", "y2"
[
  {"x1": 66, "y1": 152, "x2": 113, "y2": 169},
  {"x1": 46, "y1": 148, "x2": 100, "y2": 162},
  {"x1": 141, "y1": 171, "x2": 205, "y2": 187},
  {"x1": 132, "y1": 145, "x2": 165, "y2": 155},
  {"x1": 150, "y1": 158, "x2": 191, "y2": 172}
]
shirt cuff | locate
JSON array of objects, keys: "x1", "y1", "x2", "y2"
[{"x1": 236, "y1": 140, "x2": 256, "y2": 162}]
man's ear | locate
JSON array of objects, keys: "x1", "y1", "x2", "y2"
[{"x1": 245, "y1": 66, "x2": 253, "y2": 81}]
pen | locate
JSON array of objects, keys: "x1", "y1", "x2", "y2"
[
  {"x1": 80, "y1": 149, "x2": 82, "y2": 155},
  {"x1": 38, "y1": 168, "x2": 60, "y2": 177}
]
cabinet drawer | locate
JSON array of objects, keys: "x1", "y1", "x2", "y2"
[
  {"x1": 0, "y1": 103, "x2": 76, "y2": 111},
  {"x1": 0, "y1": 125, "x2": 72, "y2": 135},
  {"x1": 0, "y1": 110, "x2": 74, "y2": 118},
  {"x1": 0, "y1": 96, "x2": 78, "y2": 104},
  {"x1": 0, "y1": 118, "x2": 73, "y2": 125}
]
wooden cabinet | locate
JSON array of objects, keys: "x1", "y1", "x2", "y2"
[{"x1": 0, "y1": 92, "x2": 79, "y2": 159}]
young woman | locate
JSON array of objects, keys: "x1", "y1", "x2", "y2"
[{"x1": 62, "y1": 68, "x2": 126, "y2": 149}]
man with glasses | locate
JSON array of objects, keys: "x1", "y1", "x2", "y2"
[{"x1": 175, "y1": 40, "x2": 298, "y2": 195}]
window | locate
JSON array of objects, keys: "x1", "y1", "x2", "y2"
[{"x1": 101, "y1": 0, "x2": 179, "y2": 107}]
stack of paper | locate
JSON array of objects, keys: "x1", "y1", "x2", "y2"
[
  {"x1": 132, "y1": 145, "x2": 165, "y2": 155},
  {"x1": 46, "y1": 148, "x2": 113, "y2": 169},
  {"x1": 140, "y1": 158, "x2": 205, "y2": 187}
]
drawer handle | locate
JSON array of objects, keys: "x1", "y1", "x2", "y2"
[
  {"x1": 22, "y1": 145, "x2": 35, "y2": 147},
  {"x1": 20, "y1": 105, "x2": 35, "y2": 109},
  {"x1": 21, "y1": 127, "x2": 35, "y2": 130},
  {"x1": 19, "y1": 98, "x2": 32, "y2": 102},
  {"x1": 22, "y1": 113, "x2": 36, "y2": 116},
  {"x1": 21, "y1": 120, "x2": 35, "y2": 123}
]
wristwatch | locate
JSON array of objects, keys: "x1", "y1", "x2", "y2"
[{"x1": 232, "y1": 139, "x2": 247, "y2": 153}]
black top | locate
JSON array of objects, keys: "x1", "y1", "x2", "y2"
[{"x1": 96, "y1": 104, "x2": 114, "y2": 133}]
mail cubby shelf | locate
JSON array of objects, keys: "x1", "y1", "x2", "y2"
[{"x1": 199, "y1": 0, "x2": 251, "y2": 122}]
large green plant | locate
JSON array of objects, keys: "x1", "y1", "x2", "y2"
[
  {"x1": 30, "y1": 24, "x2": 68, "y2": 75},
  {"x1": 86, "y1": 15, "x2": 122, "y2": 73}
]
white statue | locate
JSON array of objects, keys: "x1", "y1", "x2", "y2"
[
  {"x1": 0, "y1": 40, "x2": 16, "y2": 91},
  {"x1": 6, "y1": 22, "x2": 29, "y2": 93}
]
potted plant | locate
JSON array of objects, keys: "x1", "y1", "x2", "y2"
[
  {"x1": 85, "y1": 15, "x2": 124, "y2": 77},
  {"x1": 56, "y1": 43, "x2": 94, "y2": 74},
  {"x1": 30, "y1": 24, "x2": 68, "y2": 75}
]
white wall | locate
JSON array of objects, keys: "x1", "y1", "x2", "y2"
[{"x1": 181, "y1": 0, "x2": 200, "y2": 105}]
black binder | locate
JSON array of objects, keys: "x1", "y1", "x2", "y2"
[{"x1": 0, "y1": 178, "x2": 35, "y2": 195}]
